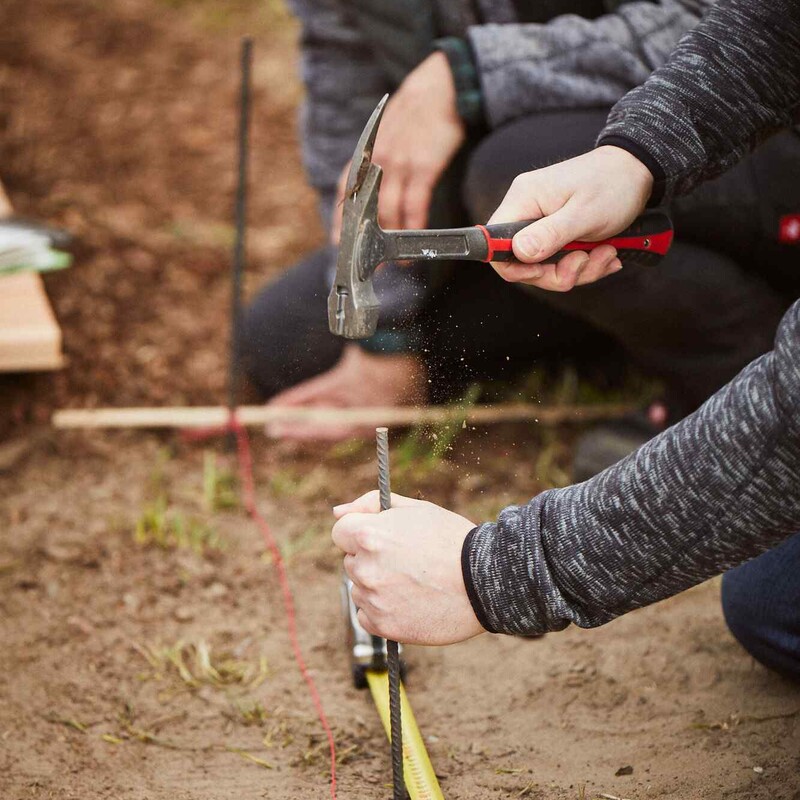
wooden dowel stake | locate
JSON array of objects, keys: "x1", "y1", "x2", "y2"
[{"x1": 52, "y1": 402, "x2": 636, "y2": 431}]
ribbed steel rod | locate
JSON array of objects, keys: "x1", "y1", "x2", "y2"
[
  {"x1": 376, "y1": 426, "x2": 392, "y2": 512},
  {"x1": 376, "y1": 427, "x2": 404, "y2": 799}
]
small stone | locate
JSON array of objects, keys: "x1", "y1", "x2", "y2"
[
  {"x1": 122, "y1": 592, "x2": 140, "y2": 613},
  {"x1": 206, "y1": 581, "x2": 228, "y2": 599},
  {"x1": 615, "y1": 765, "x2": 634, "y2": 777},
  {"x1": 753, "y1": 766, "x2": 764, "y2": 774}
]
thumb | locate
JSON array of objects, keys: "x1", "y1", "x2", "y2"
[
  {"x1": 333, "y1": 490, "x2": 422, "y2": 518},
  {"x1": 511, "y1": 201, "x2": 586, "y2": 264}
]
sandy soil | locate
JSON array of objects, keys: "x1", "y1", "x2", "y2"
[{"x1": 1, "y1": 1, "x2": 798, "y2": 798}]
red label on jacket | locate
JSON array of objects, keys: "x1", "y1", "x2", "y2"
[{"x1": 779, "y1": 214, "x2": 800, "y2": 244}]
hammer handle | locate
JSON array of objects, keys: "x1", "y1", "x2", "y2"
[
  {"x1": 384, "y1": 209, "x2": 672, "y2": 268},
  {"x1": 479, "y1": 209, "x2": 672, "y2": 266}
]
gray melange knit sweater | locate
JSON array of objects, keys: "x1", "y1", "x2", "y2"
[
  {"x1": 599, "y1": 0, "x2": 800, "y2": 202},
  {"x1": 464, "y1": 0, "x2": 800, "y2": 635},
  {"x1": 464, "y1": 299, "x2": 800, "y2": 636}
]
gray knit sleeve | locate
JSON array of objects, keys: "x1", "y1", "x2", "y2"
[
  {"x1": 467, "y1": 0, "x2": 710, "y2": 129},
  {"x1": 598, "y1": 0, "x2": 800, "y2": 203},
  {"x1": 463, "y1": 300, "x2": 800, "y2": 636}
]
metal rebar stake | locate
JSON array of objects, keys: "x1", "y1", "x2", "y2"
[
  {"x1": 376, "y1": 427, "x2": 405, "y2": 800},
  {"x1": 228, "y1": 36, "x2": 253, "y2": 451}
]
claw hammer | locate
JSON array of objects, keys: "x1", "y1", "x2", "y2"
[{"x1": 328, "y1": 94, "x2": 673, "y2": 339}]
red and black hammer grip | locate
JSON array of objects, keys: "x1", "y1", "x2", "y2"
[{"x1": 476, "y1": 209, "x2": 673, "y2": 267}]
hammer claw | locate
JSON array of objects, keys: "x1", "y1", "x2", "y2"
[{"x1": 346, "y1": 93, "x2": 389, "y2": 198}]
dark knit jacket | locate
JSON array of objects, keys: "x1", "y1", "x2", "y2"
[{"x1": 287, "y1": 0, "x2": 715, "y2": 224}]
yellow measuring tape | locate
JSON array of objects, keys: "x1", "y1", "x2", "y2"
[{"x1": 365, "y1": 670, "x2": 445, "y2": 800}]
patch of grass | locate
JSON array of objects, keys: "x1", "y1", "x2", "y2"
[
  {"x1": 394, "y1": 384, "x2": 481, "y2": 479},
  {"x1": 274, "y1": 523, "x2": 328, "y2": 564},
  {"x1": 268, "y1": 467, "x2": 301, "y2": 498},
  {"x1": 133, "y1": 447, "x2": 227, "y2": 555},
  {"x1": 226, "y1": 747, "x2": 275, "y2": 769},
  {"x1": 134, "y1": 496, "x2": 225, "y2": 554},
  {"x1": 533, "y1": 429, "x2": 571, "y2": 489},
  {"x1": 99, "y1": 704, "x2": 194, "y2": 751},
  {"x1": 267, "y1": 465, "x2": 329, "y2": 503},
  {"x1": 327, "y1": 438, "x2": 370, "y2": 460},
  {"x1": 230, "y1": 697, "x2": 270, "y2": 727},
  {"x1": 511, "y1": 362, "x2": 660, "y2": 408},
  {"x1": 43, "y1": 714, "x2": 90, "y2": 733},
  {"x1": 134, "y1": 639, "x2": 269, "y2": 691},
  {"x1": 262, "y1": 718, "x2": 294, "y2": 749},
  {"x1": 203, "y1": 451, "x2": 239, "y2": 512}
]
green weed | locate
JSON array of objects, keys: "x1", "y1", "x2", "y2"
[
  {"x1": 230, "y1": 697, "x2": 270, "y2": 726},
  {"x1": 134, "y1": 496, "x2": 225, "y2": 554},
  {"x1": 394, "y1": 384, "x2": 481, "y2": 478},
  {"x1": 533, "y1": 429, "x2": 571, "y2": 489},
  {"x1": 202, "y1": 451, "x2": 239, "y2": 512}
]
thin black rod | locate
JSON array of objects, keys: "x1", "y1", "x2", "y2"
[
  {"x1": 376, "y1": 427, "x2": 405, "y2": 799},
  {"x1": 228, "y1": 36, "x2": 253, "y2": 449}
]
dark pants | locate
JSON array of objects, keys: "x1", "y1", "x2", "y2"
[
  {"x1": 722, "y1": 534, "x2": 800, "y2": 681},
  {"x1": 243, "y1": 109, "x2": 798, "y2": 412}
]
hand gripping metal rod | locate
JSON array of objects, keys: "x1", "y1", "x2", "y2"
[{"x1": 376, "y1": 427, "x2": 405, "y2": 799}]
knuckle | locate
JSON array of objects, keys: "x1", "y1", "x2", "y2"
[
  {"x1": 369, "y1": 607, "x2": 389, "y2": 634},
  {"x1": 356, "y1": 609, "x2": 375, "y2": 635},
  {"x1": 363, "y1": 490, "x2": 380, "y2": 507},
  {"x1": 355, "y1": 528, "x2": 378, "y2": 553},
  {"x1": 538, "y1": 218, "x2": 561, "y2": 245},
  {"x1": 352, "y1": 564, "x2": 377, "y2": 591},
  {"x1": 418, "y1": 160, "x2": 439, "y2": 179}
]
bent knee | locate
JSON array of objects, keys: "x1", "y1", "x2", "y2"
[{"x1": 722, "y1": 555, "x2": 800, "y2": 681}]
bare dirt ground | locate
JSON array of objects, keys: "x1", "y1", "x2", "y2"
[{"x1": 1, "y1": 1, "x2": 798, "y2": 798}]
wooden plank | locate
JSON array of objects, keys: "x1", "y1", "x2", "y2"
[
  {"x1": 52, "y1": 402, "x2": 635, "y2": 430},
  {"x1": 0, "y1": 273, "x2": 64, "y2": 371}
]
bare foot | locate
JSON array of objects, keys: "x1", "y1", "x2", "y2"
[{"x1": 265, "y1": 344, "x2": 427, "y2": 440}]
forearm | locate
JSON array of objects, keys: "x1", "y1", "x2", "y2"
[
  {"x1": 464, "y1": 301, "x2": 800, "y2": 636},
  {"x1": 467, "y1": 0, "x2": 709, "y2": 129},
  {"x1": 599, "y1": 0, "x2": 800, "y2": 203}
]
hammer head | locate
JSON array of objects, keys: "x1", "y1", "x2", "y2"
[{"x1": 328, "y1": 95, "x2": 389, "y2": 339}]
